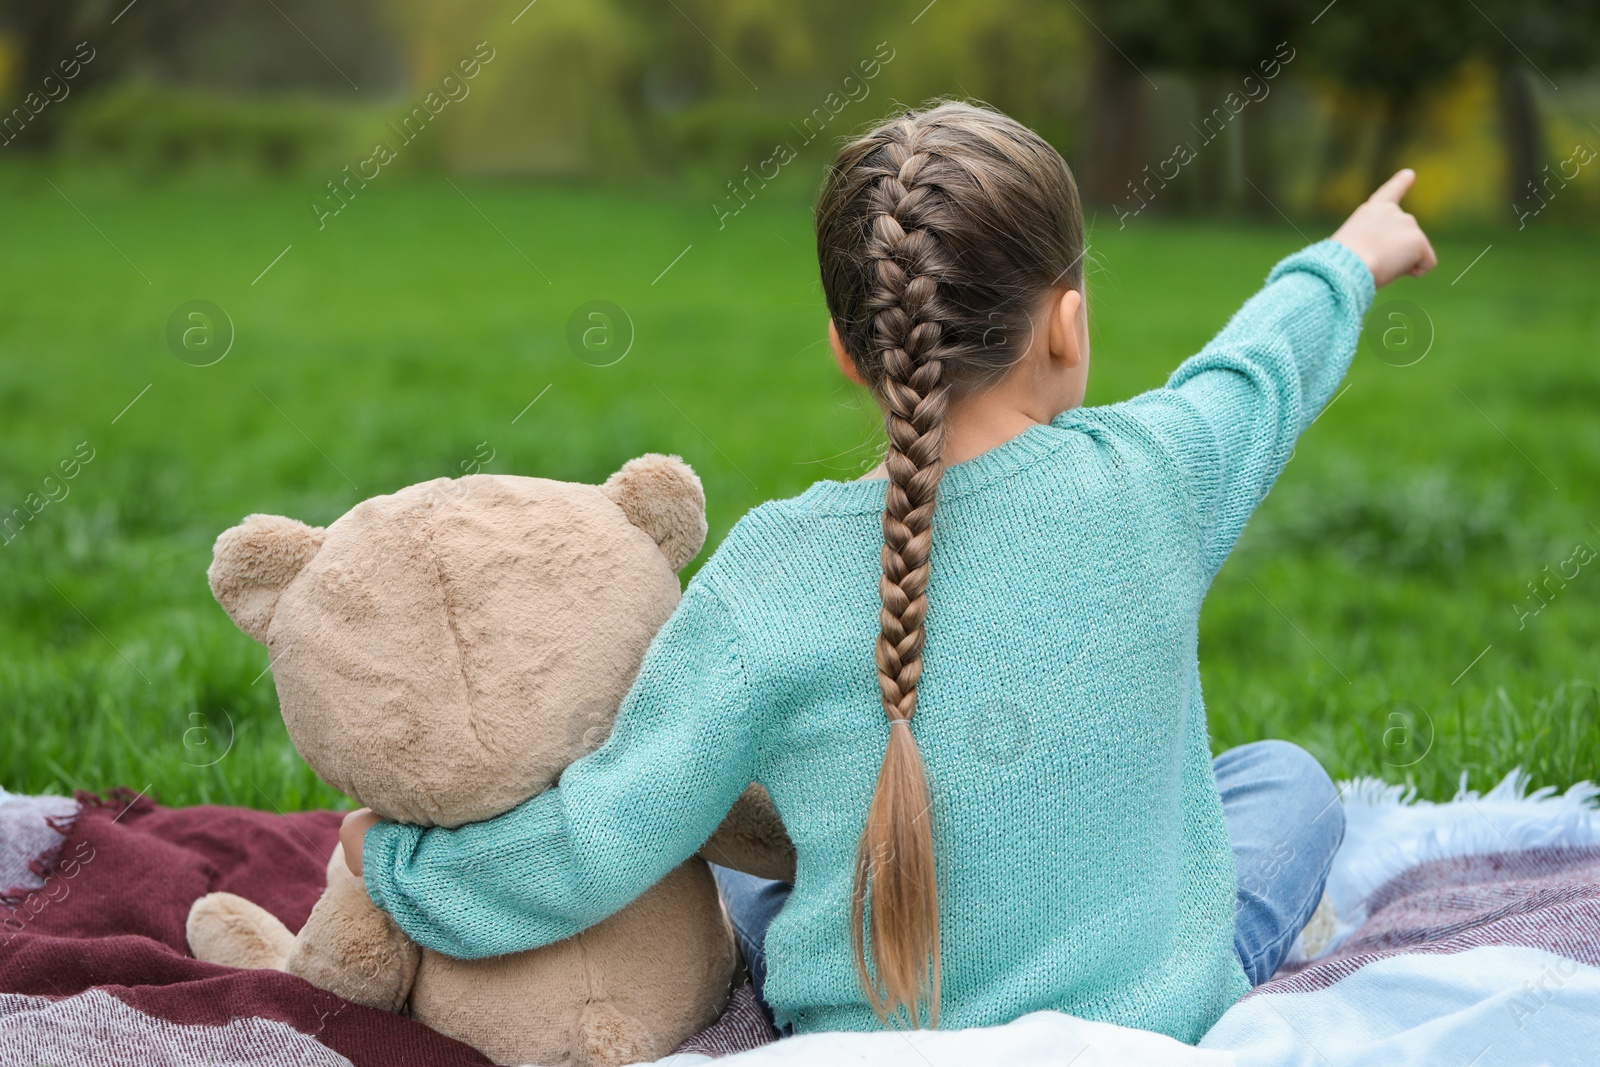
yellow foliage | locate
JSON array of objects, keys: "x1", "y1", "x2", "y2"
[
  {"x1": 1404, "y1": 62, "x2": 1504, "y2": 223},
  {"x1": 0, "y1": 33, "x2": 18, "y2": 97}
]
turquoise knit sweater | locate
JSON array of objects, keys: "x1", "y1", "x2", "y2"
[{"x1": 363, "y1": 239, "x2": 1374, "y2": 1042}]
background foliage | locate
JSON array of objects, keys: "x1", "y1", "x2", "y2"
[{"x1": 2, "y1": 0, "x2": 1598, "y2": 218}]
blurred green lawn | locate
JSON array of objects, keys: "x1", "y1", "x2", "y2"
[{"x1": 1, "y1": 168, "x2": 1596, "y2": 810}]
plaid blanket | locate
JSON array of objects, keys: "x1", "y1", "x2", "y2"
[
  {"x1": 1265, "y1": 845, "x2": 1600, "y2": 994},
  {"x1": 0, "y1": 789, "x2": 773, "y2": 1066},
  {"x1": 4, "y1": 776, "x2": 1599, "y2": 1066}
]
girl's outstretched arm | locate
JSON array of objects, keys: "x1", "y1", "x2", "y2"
[
  {"x1": 349, "y1": 576, "x2": 761, "y2": 960},
  {"x1": 1109, "y1": 170, "x2": 1434, "y2": 579}
]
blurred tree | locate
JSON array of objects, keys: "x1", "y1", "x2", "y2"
[
  {"x1": 627, "y1": 0, "x2": 819, "y2": 100},
  {"x1": 1076, "y1": 0, "x2": 1172, "y2": 206},
  {"x1": 140, "y1": 1, "x2": 403, "y2": 94},
  {"x1": 1076, "y1": 0, "x2": 1308, "y2": 209},
  {"x1": 388, "y1": 0, "x2": 646, "y2": 176},
  {"x1": 0, "y1": 0, "x2": 125, "y2": 148},
  {"x1": 1478, "y1": 0, "x2": 1600, "y2": 215},
  {"x1": 1162, "y1": 0, "x2": 1307, "y2": 211},
  {"x1": 865, "y1": 0, "x2": 1083, "y2": 155},
  {"x1": 0, "y1": 0, "x2": 400, "y2": 150},
  {"x1": 1301, "y1": 0, "x2": 1482, "y2": 191},
  {"x1": 616, "y1": 0, "x2": 825, "y2": 178},
  {"x1": 1304, "y1": 0, "x2": 1599, "y2": 213}
]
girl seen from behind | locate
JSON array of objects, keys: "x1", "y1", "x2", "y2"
[{"x1": 345, "y1": 100, "x2": 1437, "y2": 1041}]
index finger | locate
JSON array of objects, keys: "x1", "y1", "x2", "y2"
[{"x1": 1369, "y1": 168, "x2": 1415, "y2": 205}]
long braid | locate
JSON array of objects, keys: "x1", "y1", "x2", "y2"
[
  {"x1": 850, "y1": 135, "x2": 949, "y2": 1027},
  {"x1": 815, "y1": 99, "x2": 1087, "y2": 1030}
]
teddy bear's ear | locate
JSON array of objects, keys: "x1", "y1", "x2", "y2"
[
  {"x1": 601, "y1": 454, "x2": 708, "y2": 572},
  {"x1": 207, "y1": 514, "x2": 327, "y2": 643}
]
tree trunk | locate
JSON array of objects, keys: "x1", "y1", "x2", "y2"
[
  {"x1": 1239, "y1": 85, "x2": 1278, "y2": 216},
  {"x1": 1080, "y1": 50, "x2": 1150, "y2": 209},
  {"x1": 1315, "y1": 94, "x2": 1361, "y2": 216},
  {"x1": 2, "y1": 2, "x2": 108, "y2": 151},
  {"x1": 1369, "y1": 95, "x2": 1414, "y2": 194},
  {"x1": 1190, "y1": 74, "x2": 1229, "y2": 211},
  {"x1": 1189, "y1": 73, "x2": 1278, "y2": 217},
  {"x1": 1498, "y1": 65, "x2": 1545, "y2": 216}
]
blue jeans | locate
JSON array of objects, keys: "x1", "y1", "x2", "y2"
[{"x1": 712, "y1": 739, "x2": 1345, "y2": 1025}]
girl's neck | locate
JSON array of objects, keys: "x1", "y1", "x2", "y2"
[
  {"x1": 861, "y1": 385, "x2": 1068, "y2": 480},
  {"x1": 856, "y1": 288, "x2": 1091, "y2": 480}
]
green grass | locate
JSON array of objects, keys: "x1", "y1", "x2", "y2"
[{"x1": 1, "y1": 166, "x2": 1596, "y2": 810}]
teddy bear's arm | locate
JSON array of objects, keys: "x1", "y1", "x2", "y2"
[
  {"x1": 285, "y1": 844, "x2": 423, "y2": 1014},
  {"x1": 697, "y1": 783, "x2": 796, "y2": 883}
]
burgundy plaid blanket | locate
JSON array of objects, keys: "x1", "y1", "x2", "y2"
[{"x1": 0, "y1": 790, "x2": 775, "y2": 1066}]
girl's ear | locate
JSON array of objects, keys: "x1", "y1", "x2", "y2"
[
  {"x1": 208, "y1": 514, "x2": 327, "y2": 643},
  {"x1": 602, "y1": 454, "x2": 708, "y2": 572},
  {"x1": 1049, "y1": 288, "x2": 1086, "y2": 369}
]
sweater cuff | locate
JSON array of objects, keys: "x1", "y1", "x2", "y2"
[
  {"x1": 1268, "y1": 238, "x2": 1376, "y2": 318},
  {"x1": 360, "y1": 818, "x2": 420, "y2": 915}
]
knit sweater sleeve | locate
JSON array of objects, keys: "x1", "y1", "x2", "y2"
[
  {"x1": 360, "y1": 575, "x2": 760, "y2": 959},
  {"x1": 1113, "y1": 238, "x2": 1375, "y2": 578}
]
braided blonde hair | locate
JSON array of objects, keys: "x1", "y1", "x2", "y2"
[{"x1": 815, "y1": 100, "x2": 1085, "y2": 1028}]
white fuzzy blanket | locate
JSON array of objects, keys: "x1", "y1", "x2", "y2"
[{"x1": 655, "y1": 770, "x2": 1600, "y2": 1067}]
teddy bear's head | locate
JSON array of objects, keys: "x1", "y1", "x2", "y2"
[{"x1": 207, "y1": 455, "x2": 706, "y2": 829}]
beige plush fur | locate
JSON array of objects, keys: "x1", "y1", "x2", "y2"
[
  {"x1": 701, "y1": 784, "x2": 796, "y2": 883},
  {"x1": 186, "y1": 892, "x2": 297, "y2": 971},
  {"x1": 186, "y1": 456, "x2": 792, "y2": 1067}
]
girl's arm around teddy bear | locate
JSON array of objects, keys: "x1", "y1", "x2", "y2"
[{"x1": 351, "y1": 576, "x2": 763, "y2": 960}]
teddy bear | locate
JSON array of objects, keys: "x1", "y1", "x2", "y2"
[{"x1": 185, "y1": 455, "x2": 794, "y2": 1067}]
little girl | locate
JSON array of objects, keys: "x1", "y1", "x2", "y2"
[{"x1": 344, "y1": 101, "x2": 1436, "y2": 1041}]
